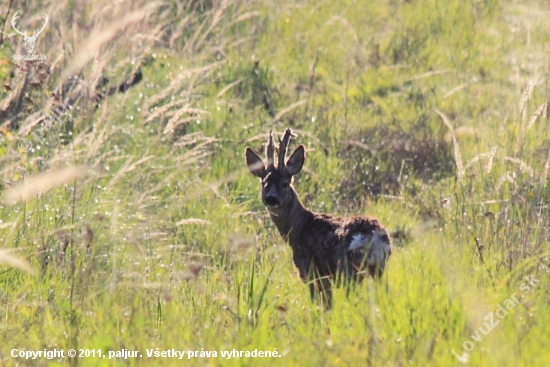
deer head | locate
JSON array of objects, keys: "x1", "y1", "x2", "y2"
[
  {"x1": 11, "y1": 11, "x2": 49, "y2": 54},
  {"x1": 245, "y1": 128, "x2": 305, "y2": 212}
]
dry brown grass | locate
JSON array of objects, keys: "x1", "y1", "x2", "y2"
[
  {"x1": 1, "y1": 166, "x2": 90, "y2": 204},
  {"x1": 0, "y1": 248, "x2": 36, "y2": 275}
]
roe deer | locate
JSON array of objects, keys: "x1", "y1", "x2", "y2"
[{"x1": 245, "y1": 128, "x2": 391, "y2": 309}]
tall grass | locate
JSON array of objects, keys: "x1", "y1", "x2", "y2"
[{"x1": 1, "y1": 0, "x2": 549, "y2": 366}]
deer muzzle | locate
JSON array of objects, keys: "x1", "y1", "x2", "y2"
[{"x1": 263, "y1": 186, "x2": 280, "y2": 208}]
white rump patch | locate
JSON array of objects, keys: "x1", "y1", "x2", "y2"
[{"x1": 347, "y1": 229, "x2": 391, "y2": 266}]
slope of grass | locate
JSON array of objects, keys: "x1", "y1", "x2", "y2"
[{"x1": 0, "y1": 0, "x2": 549, "y2": 366}]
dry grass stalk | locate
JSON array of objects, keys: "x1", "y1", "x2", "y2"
[
  {"x1": 486, "y1": 146, "x2": 497, "y2": 173},
  {"x1": 435, "y1": 109, "x2": 463, "y2": 181},
  {"x1": 193, "y1": 0, "x2": 231, "y2": 51},
  {"x1": 0, "y1": 222, "x2": 16, "y2": 230},
  {"x1": 145, "y1": 100, "x2": 189, "y2": 124},
  {"x1": 17, "y1": 112, "x2": 46, "y2": 136},
  {"x1": 501, "y1": 156, "x2": 535, "y2": 176},
  {"x1": 58, "y1": 3, "x2": 160, "y2": 86},
  {"x1": 342, "y1": 140, "x2": 376, "y2": 154},
  {"x1": 246, "y1": 132, "x2": 272, "y2": 143},
  {"x1": 136, "y1": 171, "x2": 178, "y2": 205},
  {"x1": 328, "y1": 15, "x2": 359, "y2": 42},
  {"x1": 515, "y1": 96, "x2": 547, "y2": 155},
  {"x1": 178, "y1": 169, "x2": 246, "y2": 205},
  {"x1": 519, "y1": 76, "x2": 539, "y2": 121},
  {"x1": 495, "y1": 173, "x2": 517, "y2": 192},
  {"x1": 174, "y1": 134, "x2": 219, "y2": 166},
  {"x1": 462, "y1": 153, "x2": 491, "y2": 173},
  {"x1": 216, "y1": 78, "x2": 244, "y2": 98},
  {"x1": 84, "y1": 113, "x2": 112, "y2": 160},
  {"x1": 228, "y1": 236, "x2": 253, "y2": 251},
  {"x1": 107, "y1": 156, "x2": 155, "y2": 189},
  {"x1": 525, "y1": 101, "x2": 548, "y2": 131},
  {"x1": 178, "y1": 151, "x2": 213, "y2": 166},
  {"x1": 2, "y1": 166, "x2": 90, "y2": 204},
  {"x1": 462, "y1": 147, "x2": 497, "y2": 174},
  {"x1": 226, "y1": 11, "x2": 261, "y2": 28},
  {"x1": 0, "y1": 249, "x2": 36, "y2": 276},
  {"x1": 291, "y1": 129, "x2": 329, "y2": 154},
  {"x1": 228, "y1": 36, "x2": 254, "y2": 49},
  {"x1": 406, "y1": 69, "x2": 451, "y2": 82},
  {"x1": 142, "y1": 61, "x2": 225, "y2": 117},
  {"x1": 164, "y1": 107, "x2": 209, "y2": 134},
  {"x1": 175, "y1": 218, "x2": 212, "y2": 226},
  {"x1": 270, "y1": 100, "x2": 307, "y2": 124},
  {"x1": 122, "y1": 282, "x2": 170, "y2": 289},
  {"x1": 443, "y1": 83, "x2": 469, "y2": 99}
]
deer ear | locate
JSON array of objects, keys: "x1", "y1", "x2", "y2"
[
  {"x1": 245, "y1": 147, "x2": 266, "y2": 178},
  {"x1": 285, "y1": 145, "x2": 305, "y2": 176}
]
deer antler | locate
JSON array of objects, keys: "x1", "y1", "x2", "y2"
[
  {"x1": 278, "y1": 128, "x2": 294, "y2": 169},
  {"x1": 11, "y1": 11, "x2": 28, "y2": 38},
  {"x1": 32, "y1": 14, "x2": 49, "y2": 38},
  {"x1": 265, "y1": 130, "x2": 275, "y2": 169},
  {"x1": 11, "y1": 12, "x2": 49, "y2": 39}
]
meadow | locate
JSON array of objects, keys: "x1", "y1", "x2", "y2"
[{"x1": 0, "y1": 0, "x2": 549, "y2": 365}]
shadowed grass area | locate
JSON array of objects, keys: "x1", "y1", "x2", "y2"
[{"x1": 0, "y1": 0, "x2": 549, "y2": 366}]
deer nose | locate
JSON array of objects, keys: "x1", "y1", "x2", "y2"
[{"x1": 264, "y1": 195, "x2": 279, "y2": 207}]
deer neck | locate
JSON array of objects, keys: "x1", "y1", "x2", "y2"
[{"x1": 267, "y1": 189, "x2": 312, "y2": 244}]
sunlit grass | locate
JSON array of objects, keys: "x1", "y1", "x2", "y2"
[{"x1": 1, "y1": 0, "x2": 549, "y2": 366}]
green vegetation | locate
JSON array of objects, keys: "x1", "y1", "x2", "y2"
[{"x1": 0, "y1": 0, "x2": 549, "y2": 365}]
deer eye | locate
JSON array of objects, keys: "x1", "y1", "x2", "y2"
[{"x1": 281, "y1": 182, "x2": 289, "y2": 189}]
